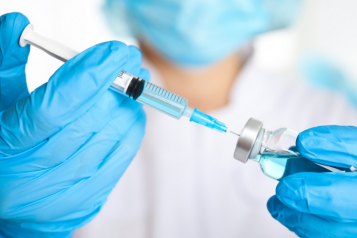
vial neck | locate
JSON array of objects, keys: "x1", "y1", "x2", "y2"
[{"x1": 250, "y1": 154, "x2": 261, "y2": 163}]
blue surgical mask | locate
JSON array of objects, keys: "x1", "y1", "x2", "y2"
[{"x1": 104, "y1": 0, "x2": 302, "y2": 67}]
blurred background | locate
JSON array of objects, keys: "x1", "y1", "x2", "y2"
[
  {"x1": 1, "y1": 0, "x2": 357, "y2": 93},
  {"x1": 2, "y1": 2, "x2": 357, "y2": 237}
]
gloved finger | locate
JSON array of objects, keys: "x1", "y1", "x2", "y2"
[
  {"x1": 267, "y1": 196, "x2": 357, "y2": 238},
  {"x1": 3, "y1": 107, "x2": 146, "y2": 221},
  {"x1": 122, "y1": 45, "x2": 143, "y2": 76},
  {"x1": 0, "y1": 99, "x2": 145, "y2": 219},
  {"x1": 0, "y1": 90, "x2": 126, "y2": 172},
  {"x1": 0, "y1": 41, "x2": 129, "y2": 154},
  {"x1": 120, "y1": 45, "x2": 151, "y2": 81},
  {"x1": 51, "y1": 99, "x2": 144, "y2": 182},
  {"x1": 55, "y1": 113, "x2": 145, "y2": 222},
  {"x1": 276, "y1": 172, "x2": 357, "y2": 222},
  {"x1": 0, "y1": 219, "x2": 72, "y2": 238},
  {"x1": 70, "y1": 111, "x2": 146, "y2": 215},
  {"x1": 138, "y1": 68, "x2": 151, "y2": 81},
  {"x1": 297, "y1": 126, "x2": 357, "y2": 168},
  {"x1": 0, "y1": 13, "x2": 30, "y2": 111}
]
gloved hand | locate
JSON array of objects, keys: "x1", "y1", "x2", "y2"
[
  {"x1": 0, "y1": 12, "x2": 150, "y2": 238},
  {"x1": 267, "y1": 126, "x2": 357, "y2": 238}
]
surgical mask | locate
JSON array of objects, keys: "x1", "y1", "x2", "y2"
[{"x1": 104, "y1": 0, "x2": 302, "y2": 67}]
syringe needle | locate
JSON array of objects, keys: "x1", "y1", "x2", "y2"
[
  {"x1": 230, "y1": 131, "x2": 240, "y2": 136},
  {"x1": 227, "y1": 129, "x2": 240, "y2": 136}
]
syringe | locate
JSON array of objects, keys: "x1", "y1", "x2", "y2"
[{"x1": 19, "y1": 24, "x2": 228, "y2": 133}]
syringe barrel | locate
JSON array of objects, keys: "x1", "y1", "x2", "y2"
[
  {"x1": 20, "y1": 24, "x2": 188, "y2": 119},
  {"x1": 115, "y1": 74, "x2": 188, "y2": 119},
  {"x1": 136, "y1": 81, "x2": 188, "y2": 119}
]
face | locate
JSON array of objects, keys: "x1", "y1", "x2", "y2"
[{"x1": 106, "y1": 0, "x2": 302, "y2": 67}]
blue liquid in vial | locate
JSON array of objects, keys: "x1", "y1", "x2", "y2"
[{"x1": 255, "y1": 150, "x2": 330, "y2": 181}]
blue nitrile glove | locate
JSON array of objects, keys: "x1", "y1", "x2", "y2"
[
  {"x1": 267, "y1": 126, "x2": 357, "y2": 238},
  {"x1": 0, "y1": 12, "x2": 150, "y2": 238}
]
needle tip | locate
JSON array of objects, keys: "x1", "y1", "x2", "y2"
[
  {"x1": 230, "y1": 131, "x2": 240, "y2": 136},
  {"x1": 226, "y1": 128, "x2": 240, "y2": 136}
]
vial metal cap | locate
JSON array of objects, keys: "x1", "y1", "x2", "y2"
[{"x1": 234, "y1": 118, "x2": 264, "y2": 163}]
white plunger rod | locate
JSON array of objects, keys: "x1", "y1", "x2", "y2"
[
  {"x1": 18, "y1": 24, "x2": 136, "y2": 94},
  {"x1": 19, "y1": 24, "x2": 78, "y2": 62}
]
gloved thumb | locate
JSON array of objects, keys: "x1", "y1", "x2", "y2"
[
  {"x1": 0, "y1": 40, "x2": 129, "y2": 154},
  {"x1": 0, "y1": 12, "x2": 30, "y2": 111},
  {"x1": 297, "y1": 125, "x2": 357, "y2": 168}
]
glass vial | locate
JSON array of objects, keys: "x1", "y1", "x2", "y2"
[{"x1": 233, "y1": 118, "x2": 343, "y2": 180}]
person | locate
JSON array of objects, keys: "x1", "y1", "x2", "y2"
[
  {"x1": 70, "y1": 0, "x2": 357, "y2": 237},
  {"x1": 0, "y1": 12, "x2": 148, "y2": 237},
  {"x1": 2, "y1": 3, "x2": 357, "y2": 238}
]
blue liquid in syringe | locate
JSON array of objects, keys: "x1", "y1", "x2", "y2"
[
  {"x1": 135, "y1": 81, "x2": 228, "y2": 132},
  {"x1": 136, "y1": 81, "x2": 188, "y2": 119}
]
